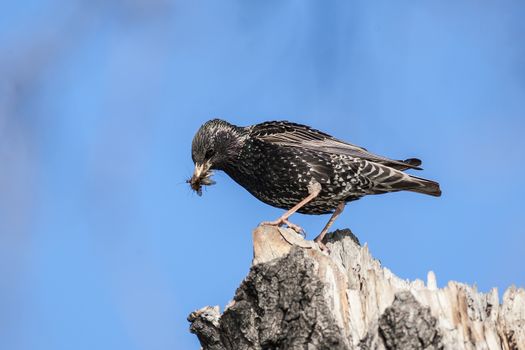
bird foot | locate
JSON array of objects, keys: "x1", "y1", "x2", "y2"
[
  {"x1": 260, "y1": 218, "x2": 304, "y2": 235},
  {"x1": 314, "y1": 237, "x2": 331, "y2": 253}
]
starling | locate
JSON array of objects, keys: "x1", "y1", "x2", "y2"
[{"x1": 189, "y1": 119, "x2": 441, "y2": 249}]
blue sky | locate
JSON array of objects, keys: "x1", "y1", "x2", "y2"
[{"x1": 1, "y1": 1, "x2": 524, "y2": 349}]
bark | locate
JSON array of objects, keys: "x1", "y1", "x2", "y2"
[{"x1": 188, "y1": 226, "x2": 525, "y2": 350}]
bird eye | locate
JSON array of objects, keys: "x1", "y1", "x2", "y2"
[{"x1": 205, "y1": 149, "x2": 215, "y2": 159}]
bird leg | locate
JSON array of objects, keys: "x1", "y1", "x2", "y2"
[
  {"x1": 314, "y1": 201, "x2": 345, "y2": 251},
  {"x1": 260, "y1": 181, "x2": 322, "y2": 234}
]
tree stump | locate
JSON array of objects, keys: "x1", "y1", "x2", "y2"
[{"x1": 188, "y1": 225, "x2": 525, "y2": 349}]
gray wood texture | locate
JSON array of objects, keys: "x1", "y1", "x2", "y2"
[{"x1": 188, "y1": 226, "x2": 524, "y2": 349}]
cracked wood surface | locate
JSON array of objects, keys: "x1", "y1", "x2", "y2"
[{"x1": 189, "y1": 226, "x2": 525, "y2": 350}]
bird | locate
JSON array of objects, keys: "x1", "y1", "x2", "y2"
[{"x1": 189, "y1": 119, "x2": 441, "y2": 249}]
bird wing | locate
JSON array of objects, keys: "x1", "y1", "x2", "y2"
[{"x1": 251, "y1": 121, "x2": 422, "y2": 170}]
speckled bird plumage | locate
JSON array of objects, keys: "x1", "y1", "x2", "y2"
[{"x1": 189, "y1": 119, "x2": 441, "y2": 217}]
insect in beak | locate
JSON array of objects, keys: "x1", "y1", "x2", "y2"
[{"x1": 187, "y1": 162, "x2": 216, "y2": 196}]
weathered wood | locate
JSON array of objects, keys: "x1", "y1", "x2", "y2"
[{"x1": 189, "y1": 226, "x2": 525, "y2": 349}]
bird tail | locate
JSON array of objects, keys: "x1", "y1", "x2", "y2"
[
  {"x1": 401, "y1": 158, "x2": 422, "y2": 168},
  {"x1": 406, "y1": 175, "x2": 441, "y2": 197},
  {"x1": 365, "y1": 162, "x2": 441, "y2": 197},
  {"x1": 389, "y1": 158, "x2": 422, "y2": 171}
]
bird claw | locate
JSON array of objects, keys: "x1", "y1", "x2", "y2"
[
  {"x1": 282, "y1": 219, "x2": 305, "y2": 236},
  {"x1": 260, "y1": 218, "x2": 305, "y2": 236},
  {"x1": 314, "y1": 238, "x2": 331, "y2": 253}
]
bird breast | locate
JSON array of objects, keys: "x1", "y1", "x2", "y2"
[{"x1": 223, "y1": 140, "x2": 365, "y2": 214}]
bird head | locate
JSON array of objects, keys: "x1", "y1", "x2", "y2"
[{"x1": 188, "y1": 119, "x2": 244, "y2": 196}]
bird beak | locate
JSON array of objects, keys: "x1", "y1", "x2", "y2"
[{"x1": 188, "y1": 162, "x2": 216, "y2": 196}]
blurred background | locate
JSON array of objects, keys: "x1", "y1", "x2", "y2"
[{"x1": 1, "y1": 1, "x2": 524, "y2": 349}]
